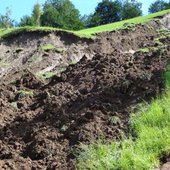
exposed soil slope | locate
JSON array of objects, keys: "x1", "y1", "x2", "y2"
[{"x1": 0, "y1": 14, "x2": 170, "y2": 169}]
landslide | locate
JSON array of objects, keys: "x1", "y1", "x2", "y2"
[{"x1": 0, "y1": 14, "x2": 170, "y2": 169}]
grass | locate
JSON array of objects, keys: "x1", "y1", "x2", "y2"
[
  {"x1": 41, "y1": 43, "x2": 55, "y2": 51},
  {"x1": 0, "y1": 26, "x2": 59, "y2": 38},
  {"x1": 11, "y1": 101, "x2": 18, "y2": 109},
  {"x1": 36, "y1": 71, "x2": 55, "y2": 79},
  {"x1": 76, "y1": 70, "x2": 170, "y2": 169},
  {"x1": 0, "y1": 9, "x2": 170, "y2": 39},
  {"x1": 41, "y1": 44, "x2": 66, "y2": 53},
  {"x1": 75, "y1": 9, "x2": 170, "y2": 37},
  {"x1": 137, "y1": 47, "x2": 150, "y2": 53},
  {"x1": 18, "y1": 90, "x2": 34, "y2": 97}
]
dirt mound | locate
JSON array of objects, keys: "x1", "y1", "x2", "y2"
[
  {"x1": 0, "y1": 16, "x2": 170, "y2": 169},
  {"x1": 0, "y1": 45, "x2": 170, "y2": 169},
  {"x1": 0, "y1": 23, "x2": 162, "y2": 84}
]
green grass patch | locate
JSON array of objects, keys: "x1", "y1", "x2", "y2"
[
  {"x1": 0, "y1": 63, "x2": 11, "y2": 68},
  {"x1": 59, "y1": 67, "x2": 67, "y2": 73},
  {"x1": 36, "y1": 71, "x2": 54, "y2": 79},
  {"x1": 41, "y1": 44, "x2": 65, "y2": 53},
  {"x1": 41, "y1": 43, "x2": 55, "y2": 51},
  {"x1": 137, "y1": 48, "x2": 150, "y2": 53},
  {"x1": 18, "y1": 90, "x2": 34, "y2": 97},
  {"x1": 55, "y1": 47, "x2": 66, "y2": 53},
  {"x1": 11, "y1": 101, "x2": 18, "y2": 109},
  {"x1": 76, "y1": 69, "x2": 170, "y2": 169}
]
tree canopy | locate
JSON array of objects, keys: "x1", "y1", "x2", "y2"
[
  {"x1": 122, "y1": 0, "x2": 142, "y2": 20},
  {"x1": 86, "y1": 0, "x2": 142, "y2": 28},
  {"x1": 41, "y1": 0, "x2": 84, "y2": 30},
  {"x1": 149, "y1": 0, "x2": 170, "y2": 13},
  {"x1": 0, "y1": 7, "x2": 14, "y2": 28}
]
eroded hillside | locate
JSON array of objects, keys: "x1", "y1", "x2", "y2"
[{"x1": 0, "y1": 13, "x2": 170, "y2": 169}]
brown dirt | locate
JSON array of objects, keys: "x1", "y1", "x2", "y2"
[{"x1": 0, "y1": 17, "x2": 170, "y2": 169}]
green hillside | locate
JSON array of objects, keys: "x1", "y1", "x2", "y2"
[
  {"x1": 0, "y1": 9, "x2": 170, "y2": 38},
  {"x1": 76, "y1": 9, "x2": 170, "y2": 36}
]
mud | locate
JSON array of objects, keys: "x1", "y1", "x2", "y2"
[{"x1": 0, "y1": 15, "x2": 170, "y2": 169}]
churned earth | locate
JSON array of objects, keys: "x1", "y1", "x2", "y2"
[{"x1": 0, "y1": 14, "x2": 170, "y2": 169}]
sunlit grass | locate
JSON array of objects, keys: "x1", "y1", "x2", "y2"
[
  {"x1": 76, "y1": 9, "x2": 170, "y2": 37},
  {"x1": 0, "y1": 9, "x2": 170, "y2": 38}
]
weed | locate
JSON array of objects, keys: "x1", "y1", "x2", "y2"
[
  {"x1": 31, "y1": 55, "x2": 42, "y2": 62},
  {"x1": 18, "y1": 90, "x2": 34, "y2": 97},
  {"x1": 59, "y1": 67, "x2": 67, "y2": 73},
  {"x1": 109, "y1": 116, "x2": 121, "y2": 125},
  {"x1": 11, "y1": 102, "x2": 18, "y2": 109},
  {"x1": 69, "y1": 60, "x2": 77, "y2": 65},
  {"x1": 137, "y1": 47, "x2": 150, "y2": 53},
  {"x1": 41, "y1": 44, "x2": 55, "y2": 51},
  {"x1": 55, "y1": 47, "x2": 65, "y2": 53},
  {"x1": 36, "y1": 71, "x2": 54, "y2": 79},
  {"x1": 10, "y1": 80, "x2": 17, "y2": 85}
]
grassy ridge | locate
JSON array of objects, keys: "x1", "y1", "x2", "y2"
[
  {"x1": 0, "y1": 9, "x2": 170, "y2": 38},
  {"x1": 76, "y1": 9, "x2": 170, "y2": 37},
  {"x1": 76, "y1": 71, "x2": 170, "y2": 170},
  {"x1": 0, "y1": 26, "x2": 64, "y2": 38}
]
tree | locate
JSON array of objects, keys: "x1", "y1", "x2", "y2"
[
  {"x1": 32, "y1": 2, "x2": 42, "y2": 26},
  {"x1": 19, "y1": 2, "x2": 42, "y2": 27},
  {"x1": 88, "y1": 0, "x2": 122, "y2": 27},
  {"x1": 19, "y1": 15, "x2": 34, "y2": 26},
  {"x1": 0, "y1": 7, "x2": 14, "y2": 28},
  {"x1": 122, "y1": 0, "x2": 142, "y2": 20},
  {"x1": 149, "y1": 0, "x2": 170, "y2": 13},
  {"x1": 41, "y1": 0, "x2": 84, "y2": 30},
  {"x1": 86, "y1": 0, "x2": 142, "y2": 28}
]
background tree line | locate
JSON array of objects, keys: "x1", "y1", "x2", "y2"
[{"x1": 0, "y1": 0, "x2": 170, "y2": 30}]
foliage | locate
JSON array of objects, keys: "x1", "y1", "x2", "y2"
[
  {"x1": 41, "y1": 0, "x2": 84, "y2": 30},
  {"x1": 41, "y1": 43, "x2": 55, "y2": 51},
  {"x1": 86, "y1": 0, "x2": 142, "y2": 28},
  {"x1": 36, "y1": 71, "x2": 55, "y2": 79},
  {"x1": 76, "y1": 9, "x2": 170, "y2": 37},
  {"x1": 76, "y1": 70, "x2": 170, "y2": 170},
  {"x1": 0, "y1": 7, "x2": 14, "y2": 28},
  {"x1": 87, "y1": 0, "x2": 122, "y2": 27},
  {"x1": 149, "y1": 0, "x2": 170, "y2": 13},
  {"x1": 19, "y1": 15, "x2": 34, "y2": 27},
  {"x1": 11, "y1": 102, "x2": 18, "y2": 109},
  {"x1": 122, "y1": 0, "x2": 142, "y2": 20},
  {"x1": 19, "y1": 2, "x2": 42, "y2": 26},
  {"x1": 32, "y1": 2, "x2": 42, "y2": 26},
  {"x1": 18, "y1": 90, "x2": 34, "y2": 97}
]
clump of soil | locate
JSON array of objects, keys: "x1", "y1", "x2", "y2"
[{"x1": 0, "y1": 16, "x2": 170, "y2": 169}]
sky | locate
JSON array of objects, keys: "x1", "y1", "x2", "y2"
[{"x1": 0, "y1": 0, "x2": 160, "y2": 22}]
